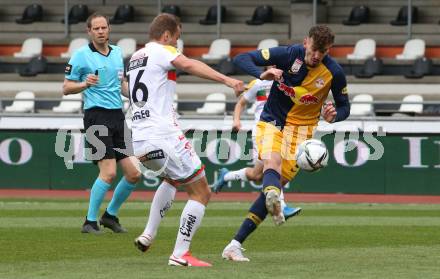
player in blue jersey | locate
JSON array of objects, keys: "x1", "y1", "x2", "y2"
[
  {"x1": 63, "y1": 13, "x2": 141, "y2": 234},
  {"x1": 221, "y1": 25, "x2": 350, "y2": 261},
  {"x1": 211, "y1": 76, "x2": 302, "y2": 220}
]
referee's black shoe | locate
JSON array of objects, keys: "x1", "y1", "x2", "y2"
[
  {"x1": 81, "y1": 218, "x2": 103, "y2": 234},
  {"x1": 100, "y1": 210, "x2": 128, "y2": 233}
]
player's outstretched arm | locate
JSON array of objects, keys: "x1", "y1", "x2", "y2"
[
  {"x1": 232, "y1": 96, "x2": 247, "y2": 131},
  {"x1": 233, "y1": 47, "x2": 288, "y2": 79},
  {"x1": 329, "y1": 69, "x2": 350, "y2": 122},
  {"x1": 233, "y1": 52, "x2": 264, "y2": 78},
  {"x1": 259, "y1": 68, "x2": 284, "y2": 81},
  {"x1": 172, "y1": 55, "x2": 244, "y2": 96}
]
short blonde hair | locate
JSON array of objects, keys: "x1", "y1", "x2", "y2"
[
  {"x1": 149, "y1": 13, "x2": 181, "y2": 40},
  {"x1": 86, "y1": 13, "x2": 109, "y2": 29}
]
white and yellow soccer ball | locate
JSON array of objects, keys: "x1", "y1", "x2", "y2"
[{"x1": 295, "y1": 139, "x2": 329, "y2": 172}]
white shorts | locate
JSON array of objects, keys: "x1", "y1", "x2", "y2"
[{"x1": 133, "y1": 134, "x2": 204, "y2": 186}]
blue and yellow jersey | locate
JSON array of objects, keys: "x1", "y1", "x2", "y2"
[{"x1": 234, "y1": 44, "x2": 350, "y2": 128}]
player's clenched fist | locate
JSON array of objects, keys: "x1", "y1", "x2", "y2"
[
  {"x1": 322, "y1": 101, "x2": 337, "y2": 123},
  {"x1": 227, "y1": 78, "x2": 245, "y2": 97},
  {"x1": 232, "y1": 119, "x2": 241, "y2": 132},
  {"x1": 260, "y1": 67, "x2": 283, "y2": 81}
]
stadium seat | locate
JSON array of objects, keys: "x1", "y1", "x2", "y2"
[
  {"x1": 405, "y1": 57, "x2": 432, "y2": 79},
  {"x1": 396, "y1": 39, "x2": 425, "y2": 60},
  {"x1": 393, "y1": 94, "x2": 424, "y2": 116},
  {"x1": 355, "y1": 57, "x2": 383, "y2": 78},
  {"x1": 52, "y1": 94, "x2": 82, "y2": 113},
  {"x1": 246, "y1": 5, "x2": 273, "y2": 25},
  {"x1": 61, "y1": 38, "x2": 89, "y2": 58},
  {"x1": 390, "y1": 6, "x2": 418, "y2": 26},
  {"x1": 350, "y1": 94, "x2": 374, "y2": 116},
  {"x1": 342, "y1": 5, "x2": 369, "y2": 25},
  {"x1": 5, "y1": 91, "x2": 35, "y2": 113},
  {"x1": 19, "y1": 55, "x2": 47, "y2": 77},
  {"x1": 62, "y1": 4, "x2": 89, "y2": 24},
  {"x1": 257, "y1": 38, "x2": 279, "y2": 50},
  {"x1": 162, "y1": 5, "x2": 181, "y2": 18},
  {"x1": 347, "y1": 38, "x2": 376, "y2": 60},
  {"x1": 117, "y1": 38, "x2": 137, "y2": 59},
  {"x1": 110, "y1": 4, "x2": 135, "y2": 24},
  {"x1": 177, "y1": 39, "x2": 184, "y2": 53},
  {"x1": 201, "y1": 39, "x2": 231, "y2": 61},
  {"x1": 16, "y1": 4, "x2": 43, "y2": 24},
  {"x1": 13, "y1": 38, "x2": 43, "y2": 58},
  {"x1": 423, "y1": 105, "x2": 440, "y2": 116},
  {"x1": 199, "y1": 5, "x2": 226, "y2": 25},
  {"x1": 196, "y1": 93, "x2": 226, "y2": 114}
]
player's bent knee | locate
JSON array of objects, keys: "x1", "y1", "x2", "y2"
[
  {"x1": 252, "y1": 171, "x2": 263, "y2": 182},
  {"x1": 100, "y1": 171, "x2": 117, "y2": 184},
  {"x1": 188, "y1": 191, "x2": 210, "y2": 205},
  {"x1": 263, "y1": 163, "x2": 281, "y2": 174},
  {"x1": 196, "y1": 191, "x2": 211, "y2": 205},
  {"x1": 185, "y1": 177, "x2": 211, "y2": 205},
  {"x1": 247, "y1": 169, "x2": 262, "y2": 182},
  {"x1": 194, "y1": 185, "x2": 211, "y2": 205},
  {"x1": 126, "y1": 170, "x2": 141, "y2": 184}
]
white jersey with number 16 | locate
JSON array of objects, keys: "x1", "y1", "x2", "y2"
[{"x1": 126, "y1": 42, "x2": 181, "y2": 141}]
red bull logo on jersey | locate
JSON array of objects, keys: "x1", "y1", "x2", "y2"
[
  {"x1": 277, "y1": 82, "x2": 295, "y2": 97},
  {"x1": 299, "y1": 94, "x2": 319, "y2": 105},
  {"x1": 289, "y1": 58, "x2": 303, "y2": 74},
  {"x1": 315, "y1": 77, "x2": 325, "y2": 88}
]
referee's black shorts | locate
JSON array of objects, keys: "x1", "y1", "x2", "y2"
[{"x1": 83, "y1": 107, "x2": 133, "y2": 164}]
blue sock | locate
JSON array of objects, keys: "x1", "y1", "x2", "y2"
[
  {"x1": 87, "y1": 178, "x2": 111, "y2": 222},
  {"x1": 107, "y1": 177, "x2": 136, "y2": 216},
  {"x1": 262, "y1": 169, "x2": 281, "y2": 194},
  {"x1": 234, "y1": 192, "x2": 268, "y2": 243}
]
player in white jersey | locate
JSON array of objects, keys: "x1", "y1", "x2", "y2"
[
  {"x1": 129, "y1": 14, "x2": 244, "y2": 267},
  {"x1": 211, "y1": 76, "x2": 302, "y2": 220}
]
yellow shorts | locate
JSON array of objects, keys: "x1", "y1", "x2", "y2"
[{"x1": 255, "y1": 121, "x2": 316, "y2": 181}]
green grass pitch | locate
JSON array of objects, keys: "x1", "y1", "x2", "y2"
[{"x1": 1, "y1": 199, "x2": 440, "y2": 279}]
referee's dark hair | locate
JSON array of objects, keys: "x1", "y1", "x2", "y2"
[
  {"x1": 86, "y1": 13, "x2": 110, "y2": 29},
  {"x1": 149, "y1": 13, "x2": 181, "y2": 40}
]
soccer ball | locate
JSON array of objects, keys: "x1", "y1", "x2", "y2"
[{"x1": 295, "y1": 139, "x2": 329, "y2": 172}]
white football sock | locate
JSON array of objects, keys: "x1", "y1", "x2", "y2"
[
  {"x1": 224, "y1": 168, "x2": 248, "y2": 182},
  {"x1": 172, "y1": 199, "x2": 205, "y2": 258},
  {"x1": 280, "y1": 185, "x2": 287, "y2": 210},
  {"x1": 143, "y1": 181, "x2": 176, "y2": 239},
  {"x1": 231, "y1": 239, "x2": 242, "y2": 247}
]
